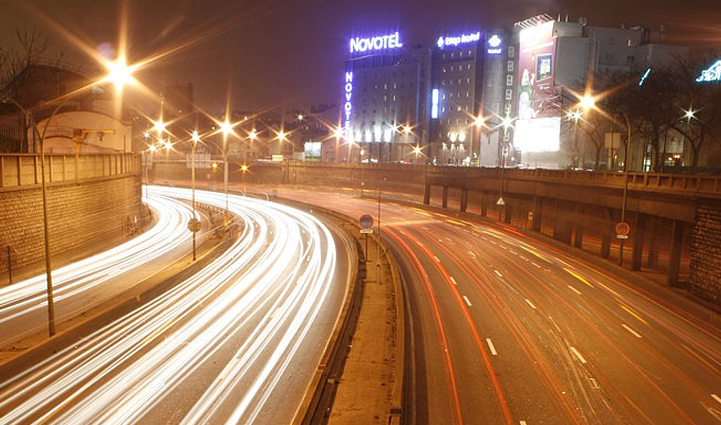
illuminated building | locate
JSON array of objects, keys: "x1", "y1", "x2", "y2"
[{"x1": 343, "y1": 31, "x2": 429, "y2": 163}]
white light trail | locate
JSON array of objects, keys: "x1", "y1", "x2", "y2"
[{"x1": 0, "y1": 186, "x2": 341, "y2": 425}]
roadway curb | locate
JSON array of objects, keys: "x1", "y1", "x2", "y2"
[
  {"x1": 275, "y1": 196, "x2": 405, "y2": 425},
  {"x1": 0, "y1": 231, "x2": 235, "y2": 379}
]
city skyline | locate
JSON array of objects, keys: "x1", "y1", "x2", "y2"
[{"x1": 1, "y1": 0, "x2": 719, "y2": 112}]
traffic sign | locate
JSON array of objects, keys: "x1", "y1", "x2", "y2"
[
  {"x1": 615, "y1": 221, "x2": 630, "y2": 237},
  {"x1": 187, "y1": 218, "x2": 201, "y2": 232},
  {"x1": 496, "y1": 197, "x2": 505, "y2": 206},
  {"x1": 359, "y1": 214, "x2": 374, "y2": 230}
]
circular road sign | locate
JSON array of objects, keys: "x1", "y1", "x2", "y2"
[
  {"x1": 615, "y1": 221, "x2": 630, "y2": 236},
  {"x1": 359, "y1": 214, "x2": 374, "y2": 230}
]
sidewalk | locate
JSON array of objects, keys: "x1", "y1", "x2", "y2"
[{"x1": 328, "y1": 230, "x2": 402, "y2": 425}]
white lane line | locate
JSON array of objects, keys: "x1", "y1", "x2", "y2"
[
  {"x1": 486, "y1": 338, "x2": 498, "y2": 356},
  {"x1": 450, "y1": 276, "x2": 458, "y2": 286},
  {"x1": 494, "y1": 270, "x2": 503, "y2": 278},
  {"x1": 468, "y1": 251, "x2": 477, "y2": 258},
  {"x1": 433, "y1": 255, "x2": 441, "y2": 263},
  {"x1": 712, "y1": 394, "x2": 721, "y2": 405},
  {"x1": 532, "y1": 262, "x2": 542, "y2": 268},
  {"x1": 525, "y1": 299, "x2": 537, "y2": 310},
  {"x1": 520, "y1": 421, "x2": 528, "y2": 425},
  {"x1": 463, "y1": 295, "x2": 472, "y2": 307},
  {"x1": 568, "y1": 285, "x2": 582, "y2": 295},
  {"x1": 509, "y1": 250, "x2": 518, "y2": 255},
  {"x1": 570, "y1": 347, "x2": 587, "y2": 364},
  {"x1": 438, "y1": 238, "x2": 443, "y2": 243},
  {"x1": 622, "y1": 323, "x2": 642, "y2": 338},
  {"x1": 520, "y1": 255, "x2": 529, "y2": 261}
]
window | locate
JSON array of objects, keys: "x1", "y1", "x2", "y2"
[
  {"x1": 383, "y1": 83, "x2": 388, "y2": 90},
  {"x1": 449, "y1": 92, "x2": 454, "y2": 98},
  {"x1": 506, "y1": 75, "x2": 513, "y2": 86},
  {"x1": 458, "y1": 106, "x2": 462, "y2": 111},
  {"x1": 458, "y1": 78, "x2": 462, "y2": 84},
  {"x1": 450, "y1": 65, "x2": 455, "y2": 71},
  {"x1": 467, "y1": 78, "x2": 471, "y2": 84},
  {"x1": 468, "y1": 50, "x2": 472, "y2": 56},
  {"x1": 466, "y1": 92, "x2": 470, "y2": 98},
  {"x1": 392, "y1": 94, "x2": 397, "y2": 102},
  {"x1": 393, "y1": 82, "x2": 397, "y2": 89},
  {"x1": 505, "y1": 103, "x2": 512, "y2": 114},
  {"x1": 383, "y1": 95, "x2": 388, "y2": 102},
  {"x1": 505, "y1": 89, "x2": 512, "y2": 100},
  {"x1": 507, "y1": 61, "x2": 514, "y2": 72},
  {"x1": 508, "y1": 46, "x2": 515, "y2": 57},
  {"x1": 443, "y1": 67, "x2": 447, "y2": 73}
]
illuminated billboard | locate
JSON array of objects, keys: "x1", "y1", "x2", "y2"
[
  {"x1": 514, "y1": 117, "x2": 561, "y2": 153},
  {"x1": 349, "y1": 32, "x2": 403, "y2": 54},
  {"x1": 515, "y1": 21, "x2": 561, "y2": 152},
  {"x1": 696, "y1": 60, "x2": 721, "y2": 83}
]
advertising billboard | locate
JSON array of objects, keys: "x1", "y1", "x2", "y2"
[{"x1": 515, "y1": 21, "x2": 561, "y2": 152}]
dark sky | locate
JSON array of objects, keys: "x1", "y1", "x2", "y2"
[{"x1": 1, "y1": 0, "x2": 719, "y2": 114}]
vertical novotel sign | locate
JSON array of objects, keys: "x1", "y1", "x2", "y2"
[
  {"x1": 344, "y1": 71, "x2": 353, "y2": 138},
  {"x1": 349, "y1": 32, "x2": 403, "y2": 54}
]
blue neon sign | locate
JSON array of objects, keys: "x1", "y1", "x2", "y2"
[
  {"x1": 431, "y1": 89, "x2": 439, "y2": 119},
  {"x1": 487, "y1": 34, "x2": 502, "y2": 55},
  {"x1": 696, "y1": 60, "x2": 721, "y2": 83},
  {"x1": 344, "y1": 71, "x2": 353, "y2": 136},
  {"x1": 350, "y1": 32, "x2": 403, "y2": 54},
  {"x1": 437, "y1": 32, "x2": 480, "y2": 49}
]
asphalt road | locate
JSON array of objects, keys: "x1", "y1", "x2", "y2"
[
  {"x1": 273, "y1": 186, "x2": 721, "y2": 425},
  {"x1": 0, "y1": 186, "x2": 351, "y2": 425},
  {"x1": 0, "y1": 189, "x2": 196, "y2": 346}
]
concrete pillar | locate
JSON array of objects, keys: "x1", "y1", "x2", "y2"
[
  {"x1": 442, "y1": 186, "x2": 448, "y2": 208},
  {"x1": 601, "y1": 208, "x2": 613, "y2": 259},
  {"x1": 573, "y1": 203, "x2": 583, "y2": 248},
  {"x1": 460, "y1": 188, "x2": 468, "y2": 213},
  {"x1": 553, "y1": 200, "x2": 573, "y2": 245},
  {"x1": 504, "y1": 201, "x2": 512, "y2": 224},
  {"x1": 480, "y1": 191, "x2": 488, "y2": 217},
  {"x1": 646, "y1": 217, "x2": 659, "y2": 269},
  {"x1": 631, "y1": 213, "x2": 646, "y2": 271},
  {"x1": 531, "y1": 196, "x2": 542, "y2": 232},
  {"x1": 667, "y1": 220, "x2": 684, "y2": 287},
  {"x1": 423, "y1": 184, "x2": 431, "y2": 205}
]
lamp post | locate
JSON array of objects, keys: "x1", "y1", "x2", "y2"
[
  {"x1": 497, "y1": 115, "x2": 513, "y2": 222},
  {"x1": 191, "y1": 130, "x2": 201, "y2": 261},
  {"x1": 474, "y1": 115, "x2": 485, "y2": 167},
  {"x1": 34, "y1": 57, "x2": 133, "y2": 337},
  {"x1": 220, "y1": 120, "x2": 232, "y2": 226},
  {"x1": 241, "y1": 164, "x2": 248, "y2": 195},
  {"x1": 618, "y1": 113, "x2": 632, "y2": 266}
]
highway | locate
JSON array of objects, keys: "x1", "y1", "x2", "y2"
[
  {"x1": 273, "y1": 187, "x2": 721, "y2": 425},
  {"x1": 0, "y1": 191, "x2": 195, "y2": 346},
  {"x1": 0, "y1": 186, "x2": 351, "y2": 425}
]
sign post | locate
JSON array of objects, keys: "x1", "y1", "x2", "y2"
[{"x1": 359, "y1": 214, "x2": 374, "y2": 260}]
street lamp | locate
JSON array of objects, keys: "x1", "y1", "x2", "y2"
[
  {"x1": 240, "y1": 163, "x2": 248, "y2": 195},
  {"x1": 190, "y1": 130, "x2": 200, "y2": 261},
  {"x1": 220, "y1": 120, "x2": 232, "y2": 226},
  {"x1": 618, "y1": 113, "x2": 632, "y2": 266},
  {"x1": 497, "y1": 115, "x2": 514, "y2": 222},
  {"x1": 35, "y1": 56, "x2": 134, "y2": 337}
]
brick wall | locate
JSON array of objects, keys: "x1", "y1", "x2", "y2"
[
  {"x1": 0, "y1": 174, "x2": 142, "y2": 277},
  {"x1": 690, "y1": 200, "x2": 721, "y2": 308}
]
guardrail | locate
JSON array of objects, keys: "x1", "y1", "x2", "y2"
[{"x1": 0, "y1": 153, "x2": 140, "y2": 190}]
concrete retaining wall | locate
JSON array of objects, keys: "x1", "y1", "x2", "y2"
[{"x1": 690, "y1": 201, "x2": 721, "y2": 307}]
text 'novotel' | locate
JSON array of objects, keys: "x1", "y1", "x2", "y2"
[{"x1": 350, "y1": 32, "x2": 403, "y2": 54}]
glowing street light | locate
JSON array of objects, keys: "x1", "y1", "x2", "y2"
[
  {"x1": 580, "y1": 94, "x2": 595, "y2": 111},
  {"x1": 248, "y1": 128, "x2": 258, "y2": 140},
  {"x1": 105, "y1": 57, "x2": 134, "y2": 92},
  {"x1": 153, "y1": 120, "x2": 166, "y2": 135},
  {"x1": 278, "y1": 130, "x2": 287, "y2": 141},
  {"x1": 220, "y1": 120, "x2": 232, "y2": 136},
  {"x1": 297, "y1": 114, "x2": 304, "y2": 121},
  {"x1": 683, "y1": 108, "x2": 696, "y2": 121},
  {"x1": 403, "y1": 125, "x2": 412, "y2": 135},
  {"x1": 189, "y1": 130, "x2": 200, "y2": 261}
]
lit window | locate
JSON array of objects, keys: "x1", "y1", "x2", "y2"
[
  {"x1": 506, "y1": 75, "x2": 513, "y2": 86},
  {"x1": 505, "y1": 89, "x2": 512, "y2": 100},
  {"x1": 507, "y1": 61, "x2": 514, "y2": 72},
  {"x1": 443, "y1": 67, "x2": 447, "y2": 73},
  {"x1": 508, "y1": 46, "x2": 515, "y2": 57}
]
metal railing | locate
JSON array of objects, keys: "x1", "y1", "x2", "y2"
[{"x1": 0, "y1": 153, "x2": 140, "y2": 189}]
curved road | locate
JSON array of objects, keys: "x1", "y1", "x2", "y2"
[
  {"x1": 274, "y1": 186, "x2": 721, "y2": 425},
  {"x1": 0, "y1": 186, "x2": 352, "y2": 425}
]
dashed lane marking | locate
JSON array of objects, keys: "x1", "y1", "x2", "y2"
[
  {"x1": 486, "y1": 338, "x2": 498, "y2": 356},
  {"x1": 525, "y1": 299, "x2": 537, "y2": 310},
  {"x1": 463, "y1": 295, "x2": 472, "y2": 307},
  {"x1": 450, "y1": 276, "x2": 458, "y2": 286},
  {"x1": 568, "y1": 285, "x2": 582, "y2": 295},
  {"x1": 494, "y1": 270, "x2": 503, "y2": 278},
  {"x1": 622, "y1": 323, "x2": 642, "y2": 338}
]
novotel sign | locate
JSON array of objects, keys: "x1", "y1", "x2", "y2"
[
  {"x1": 696, "y1": 60, "x2": 721, "y2": 83},
  {"x1": 344, "y1": 72, "x2": 353, "y2": 134},
  {"x1": 437, "y1": 31, "x2": 481, "y2": 49},
  {"x1": 349, "y1": 32, "x2": 403, "y2": 54}
]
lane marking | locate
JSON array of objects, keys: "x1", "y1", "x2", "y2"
[
  {"x1": 433, "y1": 255, "x2": 441, "y2": 263},
  {"x1": 532, "y1": 262, "x2": 542, "y2": 268},
  {"x1": 568, "y1": 285, "x2": 582, "y2": 295},
  {"x1": 520, "y1": 255, "x2": 529, "y2": 261},
  {"x1": 564, "y1": 267, "x2": 594, "y2": 289},
  {"x1": 622, "y1": 324, "x2": 642, "y2": 338},
  {"x1": 468, "y1": 251, "x2": 477, "y2": 258},
  {"x1": 570, "y1": 347, "x2": 587, "y2": 364},
  {"x1": 589, "y1": 377, "x2": 599, "y2": 389},
  {"x1": 520, "y1": 421, "x2": 528, "y2": 425},
  {"x1": 486, "y1": 338, "x2": 498, "y2": 356},
  {"x1": 463, "y1": 295, "x2": 472, "y2": 307},
  {"x1": 494, "y1": 270, "x2": 503, "y2": 278},
  {"x1": 447, "y1": 219, "x2": 466, "y2": 226},
  {"x1": 525, "y1": 299, "x2": 537, "y2": 310},
  {"x1": 450, "y1": 276, "x2": 458, "y2": 286},
  {"x1": 620, "y1": 303, "x2": 650, "y2": 326},
  {"x1": 711, "y1": 394, "x2": 721, "y2": 405}
]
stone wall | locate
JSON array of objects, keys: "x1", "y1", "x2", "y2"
[
  {"x1": 0, "y1": 174, "x2": 142, "y2": 278},
  {"x1": 690, "y1": 200, "x2": 721, "y2": 308}
]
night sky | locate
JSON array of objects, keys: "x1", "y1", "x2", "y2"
[{"x1": 1, "y1": 0, "x2": 719, "y2": 114}]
